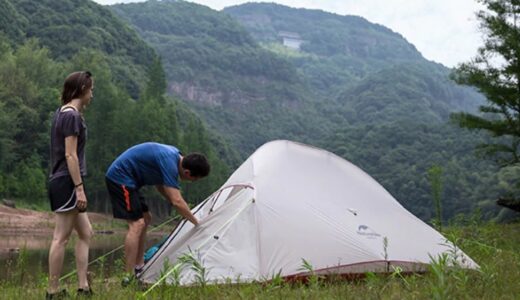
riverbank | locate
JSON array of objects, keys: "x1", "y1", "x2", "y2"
[
  {"x1": 0, "y1": 204, "x2": 174, "y2": 279},
  {"x1": 0, "y1": 204, "x2": 126, "y2": 235}
]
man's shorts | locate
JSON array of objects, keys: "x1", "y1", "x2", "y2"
[
  {"x1": 105, "y1": 177, "x2": 149, "y2": 220},
  {"x1": 49, "y1": 175, "x2": 85, "y2": 213}
]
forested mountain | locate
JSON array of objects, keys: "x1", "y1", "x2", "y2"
[
  {"x1": 112, "y1": 0, "x2": 327, "y2": 154},
  {"x1": 226, "y1": 3, "x2": 505, "y2": 221},
  {"x1": 225, "y1": 2, "x2": 424, "y2": 97},
  {"x1": 226, "y1": 3, "x2": 421, "y2": 59},
  {"x1": 224, "y1": 3, "x2": 484, "y2": 111},
  {"x1": 336, "y1": 62, "x2": 483, "y2": 124},
  {"x1": 0, "y1": 0, "x2": 508, "y2": 222},
  {"x1": 112, "y1": 1, "x2": 506, "y2": 221},
  {"x1": 0, "y1": 0, "x2": 237, "y2": 217},
  {"x1": 1, "y1": 0, "x2": 156, "y2": 97}
]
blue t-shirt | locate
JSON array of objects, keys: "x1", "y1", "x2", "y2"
[{"x1": 106, "y1": 143, "x2": 181, "y2": 189}]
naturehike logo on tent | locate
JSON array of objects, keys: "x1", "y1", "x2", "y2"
[{"x1": 357, "y1": 225, "x2": 381, "y2": 239}]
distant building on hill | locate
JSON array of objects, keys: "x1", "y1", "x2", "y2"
[{"x1": 278, "y1": 31, "x2": 304, "y2": 50}]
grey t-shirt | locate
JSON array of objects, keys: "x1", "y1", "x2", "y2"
[{"x1": 49, "y1": 108, "x2": 87, "y2": 180}]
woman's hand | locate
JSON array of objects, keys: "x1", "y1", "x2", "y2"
[{"x1": 76, "y1": 186, "x2": 88, "y2": 212}]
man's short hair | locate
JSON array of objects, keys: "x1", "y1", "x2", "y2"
[{"x1": 182, "y1": 153, "x2": 210, "y2": 177}]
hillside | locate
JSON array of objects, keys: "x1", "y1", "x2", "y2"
[
  {"x1": 225, "y1": 2, "x2": 424, "y2": 96},
  {"x1": 224, "y1": 3, "x2": 483, "y2": 109},
  {"x1": 3, "y1": 0, "x2": 157, "y2": 97},
  {"x1": 112, "y1": 0, "x2": 327, "y2": 154},
  {"x1": 0, "y1": 0, "x2": 238, "y2": 213},
  {"x1": 225, "y1": 3, "x2": 420, "y2": 59},
  {"x1": 110, "y1": 1, "x2": 503, "y2": 221},
  {"x1": 336, "y1": 62, "x2": 484, "y2": 124},
  {"x1": 224, "y1": 3, "x2": 502, "y2": 220}
]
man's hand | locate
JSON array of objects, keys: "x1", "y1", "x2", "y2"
[
  {"x1": 143, "y1": 211, "x2": 152, "y2": 226},
  {"x1": 156, "y1": 185, "x2": 198, "y2": 225}
]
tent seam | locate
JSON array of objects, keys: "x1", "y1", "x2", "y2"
[{"x1": 181, "y1": 196, "x2": 255, "y2": 283}]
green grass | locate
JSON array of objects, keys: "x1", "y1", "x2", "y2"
[
  {"x1": 90, "y1": 218, "x2": 128, "y2": 231},
  {"x1": 1, "y1": 221, "x2": 519, "y2": 299},
  {"x1": 14, "y1": 199, "x2": 49, "y2": 212}
]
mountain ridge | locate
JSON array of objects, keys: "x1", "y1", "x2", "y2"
[{"x1": 111, "y1": 1, "x2": 505, "y2": 221}]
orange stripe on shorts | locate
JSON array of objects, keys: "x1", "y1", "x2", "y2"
[{"x1": 122, "y1": 185, "x2": 131, "y2": 211}]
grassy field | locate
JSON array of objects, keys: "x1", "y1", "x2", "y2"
[{"x1": 1, "y1": 220, "x2": 519, "y2": 299}]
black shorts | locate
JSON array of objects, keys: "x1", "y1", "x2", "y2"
[
  {"x1": 105, "y1": 177, "x2": 149, "y2": 220},
  {"x1": 48, "y1": 176, "x2": 86, "y2": 213}
]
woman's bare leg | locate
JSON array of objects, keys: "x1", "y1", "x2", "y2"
[
  {"x1": 48, "y1": 210, "x2": 77, "y2": 293},
  {"x1": 74, "y1": 212, "x2": 93, "y2": 289}
]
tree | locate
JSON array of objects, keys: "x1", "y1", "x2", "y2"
[
  {"x1": 142, "y1": 56, "x2": 167, "y2": 103},
  {"x1": 452, "y1": 0, "x2": 520, "y2": 166},
  {"x1": 0, "y1": 38, "x2": 61, "y2": 203},
  {"x1": 428, "y1": 165, "x2": 443, "y2": 230}
]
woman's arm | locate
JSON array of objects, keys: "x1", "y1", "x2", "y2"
[{"x1": 65, "y1": 135, "x2": 87, "y2": 210}]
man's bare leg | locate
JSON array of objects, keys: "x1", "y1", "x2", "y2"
[
  {"x1": 135, "y1": 211, "x2": 151, "y2": 268},
  {"x1": 125, "y1": 218, "x2": 146, "y2": 273}
]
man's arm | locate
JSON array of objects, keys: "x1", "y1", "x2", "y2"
[{"x1": 156, "y1": 185, "x2": 198, "y2": 225}]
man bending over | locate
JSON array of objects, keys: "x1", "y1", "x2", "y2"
[{"x1": 105, "y1": 142, "x2": 210, "y2": 282}]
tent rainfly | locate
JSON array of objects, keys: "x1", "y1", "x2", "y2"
[{"x1": 139, "y1": 140, "x2": 478, "y2": 285}]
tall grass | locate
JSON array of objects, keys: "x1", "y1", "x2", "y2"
[{"x1": 1, "y1": 221, "x2": 519, "y2": 299}]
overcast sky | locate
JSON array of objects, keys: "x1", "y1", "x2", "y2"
[{"x1": 93, "y1": 0, "x2": 486, "y2": 68}]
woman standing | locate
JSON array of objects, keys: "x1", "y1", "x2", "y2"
[{"x1": 46, "y1": 71, "x2": 94, "y2": 299}]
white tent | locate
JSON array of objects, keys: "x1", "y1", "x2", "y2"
[{"x1": 139, "y1": 140, "x2": 477, "y2": 285}]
